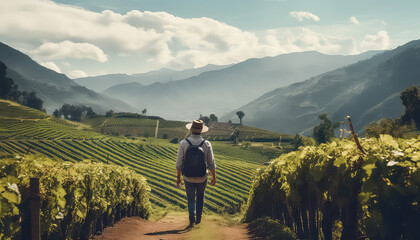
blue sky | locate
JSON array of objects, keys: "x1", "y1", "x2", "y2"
[{"x1": 0, "y1": 0, "x2": 419, "y2": 78}]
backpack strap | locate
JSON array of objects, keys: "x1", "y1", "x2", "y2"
[
  {"x1": 199, "y1": 140, "x2": 206, "y2": 147},
  {"x1": 185, "y1": 139, "x2": 193, "y2": 146}
]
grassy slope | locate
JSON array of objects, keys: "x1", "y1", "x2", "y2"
[
  {"x1": 0, "y1": 100, "x2": 266, "y2": 213},
  {"x1": 82, "y1": 113, "x2": 294, "y2": 144}
]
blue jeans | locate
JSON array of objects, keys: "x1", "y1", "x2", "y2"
[{"x1": 184, "y1": 180, "x2": 207, "y2": 219}]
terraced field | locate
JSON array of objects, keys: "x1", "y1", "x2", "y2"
[
  {"x1": 0, "y1": 100, "x2": 261, "y2": 213},
  {"x1": 84, "y1": 113, "x2": 293, "y2": 143}
]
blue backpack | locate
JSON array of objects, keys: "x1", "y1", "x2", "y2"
[{"x1": 183, "y1": 139, "x2": 206, "y2": 177}]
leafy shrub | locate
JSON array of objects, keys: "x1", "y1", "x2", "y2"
[
  {"x1": 365, "y1": 118, "x2": 413, "y2": 138},
  {"x1": 247, "y1": 217, "x2": 296, "y2": 240},
  {"x1": 0, "y1": 155, "x2": 150, "y2": 240},
  {"x1": 244, "y1": 135, "x2": 420, "y2": 239}
]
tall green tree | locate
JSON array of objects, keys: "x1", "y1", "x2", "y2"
[
  {"x1": 293, "y1": 134, "x2": 304, "y2": 150},
  {"x1": 209, "y1": 114, "x2": 218, "y2": 122},
  {"x1": 25, "y1": 92, "x2": 43, "y2": 110},
  {"x1": 400, "y1": 85, "x2": 420, "y2": 127},
  {"x1": 236, "y1": 111, "x2": 245, "y2": 125},
  {"x1": 0, "y1": 61, "x2": 18, "y2": 100},
  {"x1": 313, "y1": 113, "x2": 339, "y2": 144}
]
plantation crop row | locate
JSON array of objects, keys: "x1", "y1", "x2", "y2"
[
  {"x1": 0, "y1": 118, "x2": 105, "y2": 140},
  {"x1": 0, "y1": 139, "x2": 257, "y2": 213},
  {"x1": 0, "y1": 155, "x2": 149, "y2": 240},
  {"x1": 0, "y1": 100, "x2": 48, "y2": 119},
  {"x1": 244, "y1": 135, "x2": 420, "y2": 239}
]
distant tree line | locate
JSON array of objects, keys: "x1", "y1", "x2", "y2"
[
  {"x1": 365, "y1": 85, "x2": 420, "y2": 138},
  {"x1": 199, "y1": 113, "x2": 218, "y2": 125},
  {"x1": 53, "y1": 104, "x2": 96, "y2": 122},
  {"x1": 0, "y1": 61, "x2": 43, "y2": 110}
]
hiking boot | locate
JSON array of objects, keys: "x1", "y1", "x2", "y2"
[
  {"x1": 188, "y1": 216, "x2": 195, "y2": 227},
  {"x1": 195, "y1": 216, "x2": 201, "y2": 224}
]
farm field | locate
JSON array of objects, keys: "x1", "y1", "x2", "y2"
[
  {"x1": 83, "y1": 112, "x2": 294, "y2": 144},
  {"x1": 0, "y1": 100, "x2": 263, "y2": 213}
]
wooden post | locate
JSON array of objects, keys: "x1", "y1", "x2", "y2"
[
  {"x1": 155, "y1": 119, "x2": 159, "y2": 138},
  {"x1": 346, "y1": 116, "x2": 366, "y2": 154},
  {"x1": 30, "y1": 178, "x2": 41, "y2": 240},
  {"x1": 26, "y1": 147, "x2": 31, "y2": 155}
]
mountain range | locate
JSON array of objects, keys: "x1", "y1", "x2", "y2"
[
  {"x1": 74, "y1": 64, "x2": 231, "y2": 92},
  {"x1": 0, "y1": 42, "x2": 136, "y2": 114},
  {"x1": 102, "y1": 51, "x2": 377, "y2": 120},
  {"x1": 222, "y1": 39, "x2": 420, "y2": 135}
]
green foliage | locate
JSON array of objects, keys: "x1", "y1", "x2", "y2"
[
  {"x1": 54, "y1": 104, "x2": 96, "y2": 122},
  {"x1": 0, "y1": 63, "x2": 43, "y2": 111},
  {"x1": 400, "y1": 85, "x2": 420, "y2": 126},
  {"x1": 0, "y1": 100, "x2": 261, "y2": 215},
  {"x1": 313, "y1": 113, "x2": 339, "y2": 144},
  {"x1": 236, "y1": 111, "x2": 245, "y2": 125},
  {"x1": 0, "y1": 155, "x2": 150, "y2": 240},
  {"x1": 209, "y1": 113, "x2": 218, "y2": 122},
  {"x1": 244, "y1": 135, "x2": 420, "y2": 239},
  {"x1": 247, "y1": 217, "x2": 296, "y2": 240},
  {"x1": 292, "y1": 134, "x2": 304, "y2": 150},
  {"x1": 105, "y1": 110, "x2": 113, "y2": 117},
  {"x1": 365, "y1": 118, "x2": 413, "y2": 138}
]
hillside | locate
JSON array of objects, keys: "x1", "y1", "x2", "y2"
[
  {"x1": 83, "y1": 112, "x2": 293, "y2": 143},
  {"x1": 222, "y1": 39, "x2": 420, "y2": 135},
  {"x1": 102, "y1": 51, "x2": 378, "y2": 121},
  {"x1": 0, "y1": 99, "x2": 263, "y2": 213},
  {"x1": 0, "y1": 42, "x2": 137, "y2": 114},
  {"x1": 74, "y1": 64, "x2": 231, "y2": 92}
]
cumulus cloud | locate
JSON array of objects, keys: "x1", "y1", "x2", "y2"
[
  {"x1": 290, "y1": 11, "x2": 320, "y2": 22},
  {"x1": 264, "y1": 28, "x2": 357, "y2": 55},
  {"x1": 0, "y1": 0, "x2": 393, "y2": 74},
  {"x1": 360, "y1": 31, "x2": 390, "y2": 50},
  {"x1": 32, "y1": 41, "x2": 108, "y2": 62},
  {"x1": 40, "y1": 61, "x2": 61, "y2": 73},
  {"x1": 68, "y1": 70, "x2": 88, "y2": 79},
  {"x1": 350, "y1": 16, "x2": 359, "y2": 24}
]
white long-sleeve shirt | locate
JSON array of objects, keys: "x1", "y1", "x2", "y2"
[{"x1": 176, "y1": 134, "x2": 216, "y2": 183}]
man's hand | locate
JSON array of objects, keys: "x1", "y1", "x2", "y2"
[
  {"x1": 176, "y1": 177, "x2": 183, "y2": 188},
  {"x1": 210, "y1": 178, "x2": 216, "y2": 186},
  {"x1": 209, "y1": 169, "x2": 216, "y2": 186}
]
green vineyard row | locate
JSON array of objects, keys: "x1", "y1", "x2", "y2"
[
  {"x1": 244, "y1": 135, "x2": 420, "y2": 239},
  {"x1": 0, "y1": 155, "x2": 149, "y2": 240}
]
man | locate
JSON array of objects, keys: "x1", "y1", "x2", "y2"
[{"x1": 176, "y1": 119, "x2": 216, "y2": 227}]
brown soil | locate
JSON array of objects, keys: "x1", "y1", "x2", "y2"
[{"x1": 93, "y1": 212, "x2": 249, "y2": 240}]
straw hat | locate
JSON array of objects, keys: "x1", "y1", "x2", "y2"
[{"x1": 185, "y1": 119, "x2": 209, "y2": 133}]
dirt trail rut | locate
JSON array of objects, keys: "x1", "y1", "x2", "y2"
[{"x1": 94, "y1": 212, "x2": 249, "y2": 240}]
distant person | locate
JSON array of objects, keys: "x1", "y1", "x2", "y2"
[{"x1": 176, "y1": 119, "x2": 216, "y2": 227}]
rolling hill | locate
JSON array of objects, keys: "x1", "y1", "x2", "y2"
[
  {"x1": 74, "y1": 64, "x2": 231, "y2": 92},
  {"x1": 222, "y1": 39, "x2": 420, "y2": 135},
  {"x1": 102, "y1": 51, "x2": 378, "y2": 121},
  {"x1": 0, "y1": 99, "x2": 265, "y2": 213},
  {"x1": 0, "y1": 42, "x2": 137, "y2": 114}
]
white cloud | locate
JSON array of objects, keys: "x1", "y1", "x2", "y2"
[
  {"x1": 68, "y1": 70, "x2": 88, "y2": 79},
  {"x1": 0, "y1": 0, "x2": 394, "y2": 74},
  {"x1": 40, "y1": 61, "x2": 61, "y2": 73},
  {"x1": 350, "y1": 16, "x2": 359, "y2": 25},
  {"x1": 290, "y1": 11, "x2": 320, "y2": 22},
  {"x1": 360, "y1": 31, "x2": 390, "y2": 50},
  {"x1": 32, "y1": 41, "x2": 108, "y2": 62},
  {"x1": 264, "y1": 28, "x2": 357, "y2": 55}
]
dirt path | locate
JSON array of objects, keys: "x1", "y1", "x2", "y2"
[{"x1": 94, "y1": 212, "x2": 249, "y2": 240}]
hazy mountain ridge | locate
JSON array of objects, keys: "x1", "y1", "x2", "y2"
[
  {"x1": 74, "y1": 64, "x2": 232, "y2": 92},
  {"x1": 103, "y1": 51, "x2": 377, "y2": 120},
  {"x1": 221, "y1": 39, "x2": 420, "y2": 135},
  {"x1": 0, "y1": 42, "x2": 137, "y2": 114}
]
